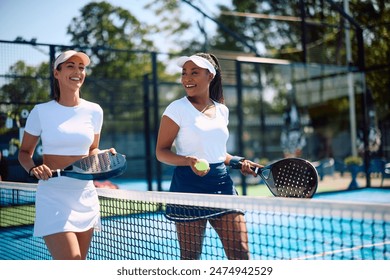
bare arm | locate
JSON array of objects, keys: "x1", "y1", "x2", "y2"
[
  {"x1": 18, "y1": 132, "x2": 40, "y2": 174},
  {"x1": 155, "y1": 115, "x2": 196, "y2": 167},
  {"x1": 89, "y1": 134, "x2": 101, "y2": 155}
]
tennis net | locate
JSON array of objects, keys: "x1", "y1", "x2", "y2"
[{"x1": 1, "y1": 181, "x2": 389, "y2": 260}]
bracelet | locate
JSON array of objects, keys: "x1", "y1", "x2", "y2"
[
  {"x1": 229, "y1": 156, "x2": 245, "y2": 169},
  {"x1": 28, "y1": 166, "x2": 36, "y2": 177}
]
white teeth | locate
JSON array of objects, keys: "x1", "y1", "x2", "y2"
[
  {"x1": 185, "y1": 85, "x2": 195, "y2": 88},
  {"x1": 70, "y1": 77, "x2": 80, "y2": 81}
]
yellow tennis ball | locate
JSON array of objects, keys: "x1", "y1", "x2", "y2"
[{"x1": 195, "y1": 159, "x2": 209, "y2": 171}]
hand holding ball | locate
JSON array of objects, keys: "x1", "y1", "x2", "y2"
[{"x1": 195, "y1": 159, "x2": 209, "y2": 171}]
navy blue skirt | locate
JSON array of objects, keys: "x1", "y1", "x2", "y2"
[{"x1": 165, "y1": 162, "x2": 244, "y2": 222}]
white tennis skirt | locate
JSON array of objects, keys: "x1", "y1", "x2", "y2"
[{"x1": 33, "y1": 176, "x2": 101, "y2": 237}]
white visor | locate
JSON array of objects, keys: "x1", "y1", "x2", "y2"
[
  {"x1": 54, "y1": 50, "x2": 90, "y2": 70},
  {"x1": 176, "y1": 55, "x2": 216, "y2": 77}
]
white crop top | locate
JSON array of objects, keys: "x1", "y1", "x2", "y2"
[
  {"x1": 24, "y1": 99, "x2": 103, "y2": 156},
  {"x1": 163, "y1": 97, "x2": 229, "y2": 163}
]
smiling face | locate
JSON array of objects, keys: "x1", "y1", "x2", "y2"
[
  {"x1": 181, "y1": 60, "x2": 214, "y2": 98},
  {"x1": 54, "y1": 56, "x2": 87, "y2": 92}
]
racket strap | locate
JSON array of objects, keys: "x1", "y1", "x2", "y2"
[{"x1": 229, "y1": 156, "x2": 245, "y2": 169}]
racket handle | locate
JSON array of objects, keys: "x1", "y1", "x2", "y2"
[
  {"x1": 28, "y1": 169, "x2": 62, "y2": 179},
  {"x1": 252, "y1": 166, "x2": 260, "y2": 174},
  {"x1": 50, "y1": 169, "x2": 62, "y2": 178},
  {"x1": 230, "y1": 156, "x2": 263, "y2": 175}
]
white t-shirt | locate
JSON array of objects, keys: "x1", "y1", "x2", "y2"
[
  {"x1": 25, "y1": 99, "x2": 103, "y2": 156},
  {"x1": 163, "y1": 97, "x2": 229, "y2": 163}
]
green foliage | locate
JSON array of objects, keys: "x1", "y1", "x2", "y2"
[
  {"x1": 67, "y1": 1, "x2": 158, "y2": 80},
  {"x1": 0, "y1": 60, "x2": 51, "y2": 134},
  {"x1": 68, "y1": 1, "x2": 154, "y2": 51},
  {"x1": 145, "y1": 0, "x2": 191, "y2": 52},
  {"x1": 350, "y1": 0, "x2": 390, "y2": 121},
  {"x1": 64, "y1": 1, "x2": 179, "y2": 132},
  {"x1": 192, "y1": 0, "x2": 389, "y2": 128},
  {"x1": 0, "y1": 60, "x2": 50, "y2": 104},
  {"x1": 1, "y1": 0, "x2": 388, "y2": 141}
]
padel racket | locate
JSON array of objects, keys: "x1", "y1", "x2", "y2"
[
  {"x1": 230, "y1": 157, "x2": 318, "y2": 198},
  {"x1": 49, "y1": 151, "x2": 127, "y2": 180}
]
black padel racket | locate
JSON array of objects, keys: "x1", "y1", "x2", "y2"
[
  {"x1": 231, "y1": 157, "x2": 318, "y2": 198},
  {"x1": 50, "y1": 151, "x2": 127, "y2": 180}
]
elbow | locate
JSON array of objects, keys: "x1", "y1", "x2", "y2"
[
  {"x1": 17, "y1": 149, "x2": 24, "y2": 163},
  {"x1": 155, "y1": 146, "x2": 170, "y2": 163},
  {"x1": 155, "y1": 149, "x2": 163, "y2": 163}
]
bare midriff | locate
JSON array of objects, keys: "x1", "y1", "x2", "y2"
[{"x1": 43, "y1": 154, "x2": 87, "y2": 170}]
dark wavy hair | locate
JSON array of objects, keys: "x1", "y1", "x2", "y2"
[
  {"x1": 194, "y1": 53, "x2": 224, "y2": 104},
  {"x1": 51, "y1": 63, "x2": 62, "y2": 101},
  {"x1": 52, "y1": 63, "x2": 83, "y2": 101}
]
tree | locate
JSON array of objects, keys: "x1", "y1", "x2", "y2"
[
  {"x1": 350, "y1": 0, "x2": 390, "y2": 121},
  {"x1": 67, "y1": 1, "x2": 156, "y2": 79},
  {"x1": 0, "y1": 61, "x2": 50, "y2": 134},
  {"x1": 65, "y1": 1, "x2": 178, "y2": 131},
  {"x1": 144, "y1": 0, "x2": 192, "y2": 54}
]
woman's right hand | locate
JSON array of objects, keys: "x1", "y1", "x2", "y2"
[
  {"x1": 29, "y1": 164, "x2": 53, "y2": 180},
  {"x1": 187, "y1": 156, "x2": 210, "y2": 177}
]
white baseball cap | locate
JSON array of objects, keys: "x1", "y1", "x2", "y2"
[
  {"x1": 176, "y1": 55, "x2": 216, "y2": 77},
  {"x1": 54, "y1": 50, "x2": 90, "y2": 70}
]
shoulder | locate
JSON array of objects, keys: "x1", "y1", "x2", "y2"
[
  {"x1": 163, "y1": 97, "x2": 189, "y2": 125},
  {"x1": 215, "y1": 101, "x2": 228, "y2": 111},
  {"x1": 32, "y1": 100, "x2": 56, "y2": 115},
  {"x1": 164, "y1": 97, "x2": 188, "y2": 113},
  {"x1": 167, "y1": 97, "x2": 188, "y2": 109},
  {"x1": 215, "y1": 101, "x2": 229, "y2": 117},
  {"x1": 35, "y1": 100, "x2": 56, "y2": 109},
  {"x1": 80, "y1": 99, "x2": 103, "y2": 113}
]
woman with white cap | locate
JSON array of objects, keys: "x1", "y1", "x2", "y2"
[
  {"x1": 156, "y1": 53, "x2": 261, "y2": 259},
  {"x1": 18, "y1": 50, "x2": 114, "y2": 259}
]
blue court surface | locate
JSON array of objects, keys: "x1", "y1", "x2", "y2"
[{"x1": 313, "y1": 187, "x2": 390, "y2": 204}]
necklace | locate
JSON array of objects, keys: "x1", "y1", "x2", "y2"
[{"x1": 201, "y1": 100, "x2": 214, "y2": 113}]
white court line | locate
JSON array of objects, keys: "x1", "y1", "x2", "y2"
[{"x1": 293, "y1": 240, "x2": 390, "y2": 260}]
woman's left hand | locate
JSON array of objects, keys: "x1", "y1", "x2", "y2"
[
  {"x1": 107, "y1": 148, "x2": 116, "y2": 154},
  {"x1": 89, "y1": 147, "x2": 117, "y2": 156}
]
